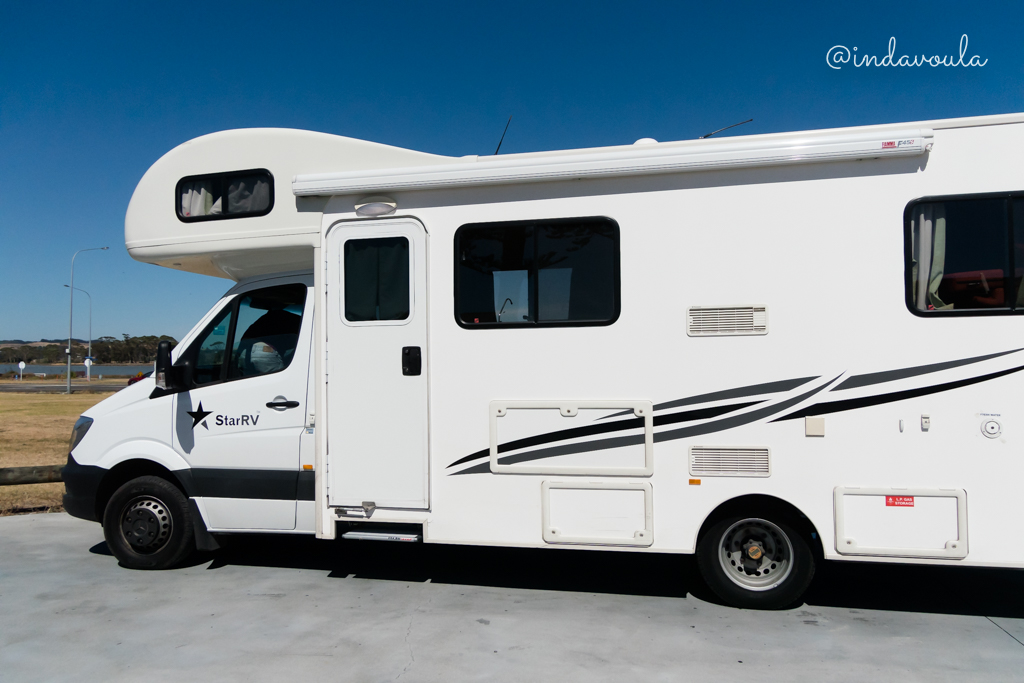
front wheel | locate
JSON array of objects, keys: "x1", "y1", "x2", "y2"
[
  {"x1": 697, "y1": 514, "x2": 815, "y2": 610},
  {"x1": 102, "y1": 476, "x2": 194, "y2": 570}
]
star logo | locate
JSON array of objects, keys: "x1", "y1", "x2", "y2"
[{"x1": 187, "y1": 402, "x2": 213, "y2": 430}]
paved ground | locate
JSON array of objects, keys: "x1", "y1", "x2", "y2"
[{"x1": 2, "y1": 513, "x2": 1024, "y2": 682}]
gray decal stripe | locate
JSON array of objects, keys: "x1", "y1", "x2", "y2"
[
  {"x1": 599, "y1": 376, "x2": 818, "y2": 419},
  {"x1": 454, "y1": 461, "x2": 493, "y2": 476},
  {"x1": 832, "y1": 349, "x2": 1023, "y2": 391},
  {"x1": 445, "y1": 400, "x2": 762, "y2": 469},
  {"x1": 776, "y1": 364, "x2": 1024, "y2": 421},
  {"x1": 651, "y1": 378, "x2": 835, "y2": 441},
  {"x1": 499, "y1": 433, "x2": 644, "y2": 465},
  {"x1": 453, "y1": 378, "x2": 835, "y2": 474}
]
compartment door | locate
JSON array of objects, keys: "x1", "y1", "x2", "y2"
[
  {"x1": 834, "y1": 487, "x2": 968, "y2": 559},
  {"x1": 325, "y1": 218, "x2": 429, "y2": 509}
]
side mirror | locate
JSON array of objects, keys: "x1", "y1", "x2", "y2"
[
  {"x1": 155, "y1": 340, "x2": 173, "y2": 390},
  {"x1": 151, "y1": 341, "x2": 189, "y2": 397}
]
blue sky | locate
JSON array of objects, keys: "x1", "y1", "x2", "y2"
[{"x1": 2, "y1": 1, "x2": 1022, "y2": 342}]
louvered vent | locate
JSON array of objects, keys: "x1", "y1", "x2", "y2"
[
  {"x1": 689, "y1": 447, "x2": 771, "y2": 477},
  {"x1": 687, "y1": 306, "x2": 767, "y2": 336}
]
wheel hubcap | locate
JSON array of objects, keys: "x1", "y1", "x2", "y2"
[
  {"x1": 120, "y1": 497, "x2": 172, "y2": 554},
  {"x1": 718, "y1": 518, "x2": 793, "y2": 592}
]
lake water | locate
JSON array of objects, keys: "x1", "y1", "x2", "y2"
[{"x1": 0, "y1": 363, "x2": 154, "y2": 377}]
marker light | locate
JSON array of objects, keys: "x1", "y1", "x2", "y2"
[{"x1": 355, "y1": 196, "x2": 397, "y2": 217}]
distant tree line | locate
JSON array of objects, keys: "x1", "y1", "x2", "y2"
[{"x1": 0, "y1": 335, "x2": 178, "y2": 365}]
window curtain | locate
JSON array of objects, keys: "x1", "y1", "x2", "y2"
[
  {"x1": 344, "y1": 238, "x2": 410, "y2": 321},
  {"x1": 180, "y1": 181, "x2": 221, "y2": 217},
  {"x1": 227, "y1": 177, "x2": 271, "y2": 213},
  {"x1": 914, "y1": 203, "x2": 948, "y2": 310}
]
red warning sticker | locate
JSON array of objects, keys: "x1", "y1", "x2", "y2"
[{"x1": 886, "y1": 496, "x2": 914, "y2": 507}]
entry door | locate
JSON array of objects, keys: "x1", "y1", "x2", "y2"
[{"x1": 326, "y1": 218, "x2": 429, "y2": 509}]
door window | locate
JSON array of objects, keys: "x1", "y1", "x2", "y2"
[
  {"x1": 229, "y1": 286, "x2": 306, "y2": 379},
  {"x1": 344, "y1": 237, "x2": 410, "y2": 322},
  {"x1": 182, "y1": 283, "x2": 307, "y2": 386}
]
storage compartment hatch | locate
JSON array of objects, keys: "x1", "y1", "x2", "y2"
[
  {"x1": 834, "y1": 487, "x2": 967, "y2": 559},
  {"x1": 541, "y1": 481, "x2": 653, "y2": 546}
]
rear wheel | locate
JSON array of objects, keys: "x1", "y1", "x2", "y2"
[
  {"x1": 697, "y1": 514, "x2": 814, "y2": 609},
  {"x1": 102, "y1": 476, "x2": 194, "y2": 570}
]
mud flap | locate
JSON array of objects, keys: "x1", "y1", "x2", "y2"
[{"x1": 188, "y1": 498, "x2": 221, "y2": 551}]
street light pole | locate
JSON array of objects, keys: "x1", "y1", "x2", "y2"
[
  {"x1": 64, "y1": 285, "x2": 92, "y2": 381},
  {"x1": 67, "y1": 247, "x2": 108, "y2": 394}
]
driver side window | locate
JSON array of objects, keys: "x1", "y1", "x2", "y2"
[{"x1": 185, "y1": 283, "x2": 307, "y2": 387}]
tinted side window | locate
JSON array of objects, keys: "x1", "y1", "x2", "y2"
[
  {"x1": 908, "y1": 198, "x2": 1013, "y2": 313},
  {"x1": 228, "y1": 285, "x2": 307, "y2": 379},
  {"x1": 456, "y1": 217, "x2": 619, "y2": 327},
  {"x1": 177, "y1": 169, "x2": 273, "y2": 222},
  {"x1": 183, "y1": 283, "x2": 306, "y2": 386}
]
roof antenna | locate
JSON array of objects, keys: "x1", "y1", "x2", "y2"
[
  {"x1": 494, "y1": 115, "x2": 512, "y2": 155},
  {"x1": 699, "y1": 118, "x2": 753, "y2": 139}
]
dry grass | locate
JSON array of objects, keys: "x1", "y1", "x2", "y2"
[{"x1": 0, "y1": 392, "x2": 113, "y2": 515}]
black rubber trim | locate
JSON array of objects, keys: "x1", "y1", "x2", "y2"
[
  {"x1": 445, "y1": 400, "x2": 763, "y2": 469},
  {"x1": 774, "y1": 364, "x2": 1024, "y2": 421},
  {"x1": 61, "y1": 453, "x2": 105, "y2": 522},
  {"x1": 832, "y1": 349, "x2": 1022, "y2": 391},
  {"x1": 297, "y1": 470, "x2": 315, "y2": 501},
  {"x1": 182, "y1": 468, "x2": 301, "y2": 501}
]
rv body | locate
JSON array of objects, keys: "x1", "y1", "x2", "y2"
[{"x1": 63, "y1": 114, "x2": 1024, "y2": 606}]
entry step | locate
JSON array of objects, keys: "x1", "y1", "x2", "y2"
[
  {"x1": 338, "y1": 522, "x2": 423, "y2": 543},
  {"x1": 341, "y1": 530, "x2": 421, "y2": 542}
]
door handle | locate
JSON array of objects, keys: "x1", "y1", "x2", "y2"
[
  {"x1": 402, "y1": 346, "x2": 422, "y2": 376},
  {"x1": 266, "y1": 400, "x2": 300, "y2": 409}
]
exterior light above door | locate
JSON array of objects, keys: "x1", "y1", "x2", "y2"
[{"x1": 355, "y1": 196, "x2": 397, "y2": 217}]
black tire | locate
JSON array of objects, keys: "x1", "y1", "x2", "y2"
[
  {"x1": 102, "y1": 475, "x2": 194, "y2": 570},
  {"x1": 697, "y1": 513, "x2": 815, "y2": 610}
]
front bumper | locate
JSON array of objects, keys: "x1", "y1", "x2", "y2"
[{"x1": 61, "y1": 453, "x2": 106, "y2": 522}]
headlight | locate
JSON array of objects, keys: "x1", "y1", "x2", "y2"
[{"x1": 69, "y1": 416, "x2": 93, "y2": 453}]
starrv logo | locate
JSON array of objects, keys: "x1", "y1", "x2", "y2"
[
  {"x1": 185, "y1": 402, "x2": 260, "y2": 430},
  {"x1": 187, "y1": 402, "x2": 213, "y2": 430}
]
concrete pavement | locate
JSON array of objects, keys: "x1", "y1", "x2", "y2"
[{"x1": 2, "y1": 512, "x2": 1023, "y2": 681}]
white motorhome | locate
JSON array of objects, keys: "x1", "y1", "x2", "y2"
[{"x1": 63, "y1": 113, "x2": 1024, "y2": 608}]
